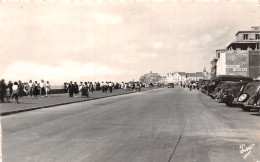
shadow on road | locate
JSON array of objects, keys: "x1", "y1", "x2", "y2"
[{"x1": 251, "y1": 113, "x2": 260, "y2": 116}]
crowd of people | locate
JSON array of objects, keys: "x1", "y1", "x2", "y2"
[
  {"x1": 0, "y1": 79, "x2": 144, "y2": 104},
  {"x1": 180, "y1": 81, "x2": 199, "y2": 91},
  {"x1": 63, "y1": 81, "x2": 142, "y2": 98},
  {"x1": 0, "y1": 79, "x2": 51, "y2": 104}
]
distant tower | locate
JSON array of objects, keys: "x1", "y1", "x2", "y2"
[{"x1": 203, "y1": 66, "x2": 207, "y2": 77}]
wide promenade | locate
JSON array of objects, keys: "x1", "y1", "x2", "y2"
[
  {"x1": 2, "y1": 87, "x2": 260, "y2": 162},
  {"x1": 0, "y1": 88, "x2": 153, "y2": 116}
]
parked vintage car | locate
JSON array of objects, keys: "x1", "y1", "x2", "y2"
[
  {"x1": 167, "y1": 83, "x2": 174, "y2": 88},
  {"x1": 200, "y1": 80, "x2": 210, "y2": 94},
  {"x1": 241, "y1": 82, "x2": 260, "y2": 111},
  {"x1": 221, "y1": 81, "x2": 251, "y2": 107},
  {"x1": 213, "y1": 81, "x2": 235, "y2": 102},
  {"x1": 206, "y1": 75, "x2": 253, "y2": 95},
  {"x1": 208, "y1": 81, "x2": 232, "y2": 98}
]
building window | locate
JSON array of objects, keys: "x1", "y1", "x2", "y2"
[
  {"x1": 256, "y1": 34, "x2": 260, "y2": 40},
  {"x1": 243, "y1": 34, "x2": 248, "y2": 40}
]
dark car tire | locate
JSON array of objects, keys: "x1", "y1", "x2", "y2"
[
  {"x1": 225, "y1": 102, "x2": 233, "y2": 107},
  {"x1": 242, "y1": 106, "x2": 250, "y2": 112}
]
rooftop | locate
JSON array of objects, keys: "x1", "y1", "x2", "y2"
[
  {"x1": 227, "y1": 41, "x2": 260, "y2": 49},
  {"x1": 216, "y1": 49, "x2": 228, "y2": 52},
  {"x1": 178, "y1": 72, "x2": 186, "y2": 76},
  {"x1": 235, "y1": 26, "x2": 260, "y2": 36},
  {"x1": 196, "y1": 72, "x2": 204, "y2": 77}
]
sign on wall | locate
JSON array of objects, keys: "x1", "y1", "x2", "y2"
[
  {"x1": 233, "y1": 68, "x2": 247, "y2": 72},
  {"x1": 227, "y1": 65, "x2": 240, "y2": 68},
  {"x1": 226, "y1": 51, "x2": 249, "y2": 76}
]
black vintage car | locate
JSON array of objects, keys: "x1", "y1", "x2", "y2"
[
  {"x1": 206, "y1": 75, "x2": 253, "y2": 96},
  {"x1": 221, "y1": 81, "x2": 251, "y2": 107},
  {"x1": 213, "y1": 81, "x2": 235, "y2": 102},
  {"x1": 167, "y1": 83, "x2": 174, "y2": 88},
  {"x1": 200, "y1": 80, "x2": 210, "y2": 94},
  {"x1": 242, "y1": 82, "x2": 260, "y2": 111},
  {"x1": 208, "y1": 81, "x2": 232, "y2": 98},
  {"x1": 198, "y1": 79, "x2": 210, "y2": 89}
]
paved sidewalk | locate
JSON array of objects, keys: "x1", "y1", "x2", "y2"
[{"x1": 0, "y1": 88, "x2": 154, "y2": 116}]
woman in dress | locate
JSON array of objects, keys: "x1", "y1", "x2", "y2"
[
  {"x1": 33, "y1": 81, "x2": 39, "y2": 97},
  {"x1": 45, "y1": 81, "x2": 51, "y2": 97},
  {"x1": 81, "y1": 83, "x2": 88, "y2": 98},
  {"x1": 74, "y1": 82, "x2": 79, "y2": 97},
  {"x1": 24, "y1": 83, "x2": 30, "y2": 97}
]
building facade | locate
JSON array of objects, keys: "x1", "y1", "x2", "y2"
[
  {"x1": 166, "y1": 69, "x2": 208, "y2": 83},
  {"x1": 166, "y1": 72, "x2": 186, "y2": 83},
  {"x1": 213, "y1": 26, "x2": 260, "y2": 79}
]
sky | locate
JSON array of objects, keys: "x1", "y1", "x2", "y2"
[{"x1": 0, "y1": 1, "x2": 259, "y2": 85}]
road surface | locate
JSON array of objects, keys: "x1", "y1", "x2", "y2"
[{"x1": 2, "y1": 87, "x2": 260, "y2": 162}]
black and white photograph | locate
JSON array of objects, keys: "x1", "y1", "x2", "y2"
[{"x1": 0, "y1": 0, "x2": 260, "y2": 161}]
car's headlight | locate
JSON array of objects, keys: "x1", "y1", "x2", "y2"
[{"x1": 238, "y1": 94, "x2": 248, "y2": 102}]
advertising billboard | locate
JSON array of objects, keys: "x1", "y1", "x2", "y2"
[{"x1": 225, "y1": 50, "x2": 249, "y2": 76}]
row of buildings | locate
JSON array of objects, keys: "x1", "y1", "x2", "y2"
[
  {"x1": 210, "y1": 26, "x2": 260, "y2": 79},
  {"x1": 165, "y1": 68, "x2": 209, "y2": 83}
]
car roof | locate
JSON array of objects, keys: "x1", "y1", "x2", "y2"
[
  {"x1": 245, "y1": 82, "x2": 260, "y2": 86},
  {"x1": 211, "y1": 75, "x2": 253, "y2": 81},
  {"x1": 230, "y1": 81, "x2": 251, "y2": 85}
]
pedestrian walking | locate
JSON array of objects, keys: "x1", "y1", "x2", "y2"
[
  {"x1": 11, "y1": 82, "x2": 19, "y2": 104},
  {"x1": 39, "y1": 80, "x2": 46, "y2": 97},
  {"x1": 67, "y1": 81, "x2": 74, "y2": 97},
  {"x1": 8, "y1": 81, "x2": 13, "y2": 98},
  {"x1": 33, "y1": 81, "x2": 39, "y2": 97},
  {"x1": 18, "y1": 80, "x2": 24, "y2": 98},
  {"x1": 90, "y1": 82, "x2": 94, "y2": 93},
  {"x1": 132, "y1": 82, "x2": 135, "y2": 91},
  {"x1": 193, "y1": 82, "x2": 196, "y2": 89},
  {"x1": 5, "y1": 84, "x2": 11, "y2": 103},
  {"x1": 45, "y1": 81, "x2": 51, "y2": 97},
  {"x1": 74, "y1": 82, "x2": 79, "y2": 97},
  {"x1": 93, "y1": 82, "x2": 97, "y2": 91},
  {"x1": 28, "y1": 80, "x2": 33, "y2": 97},
  {"x1": 81, "y1": 83, "x2": 88, "y2": 98},
  {"x1": 101, "y1": 82, "x2": 105, "y2": 93},
  {"x1": 96, "y1": 82, "x2": 100, "y2": 91},
  {"x1": 124, "y1": 83, "x2": 127, "y2": 91},
  {"x1": 85, "y1": 82, "x2": 89, "y2": 97},
  {"x1": 104, "y1": 82, "x2": 108, "y2": 93},
  {"x1": 24, "y1": 82, "x2": 30, "y2": 97},
  {"x1": 108, "y1": 81, "x2": 113, "y2": 93},
  {"x1": 78, "y1": 82, "x2": 83, "y2": 92},
  {"x1": 0, "y1": 79, "x2": 7, "y2": 103},
  {"x1": 63, "y1": 82, "x2": 68, "y2": 93}
]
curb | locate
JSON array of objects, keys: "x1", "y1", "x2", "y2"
[{"x1": 1, "y1": 88, "x2": 158, "y2": 116}]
